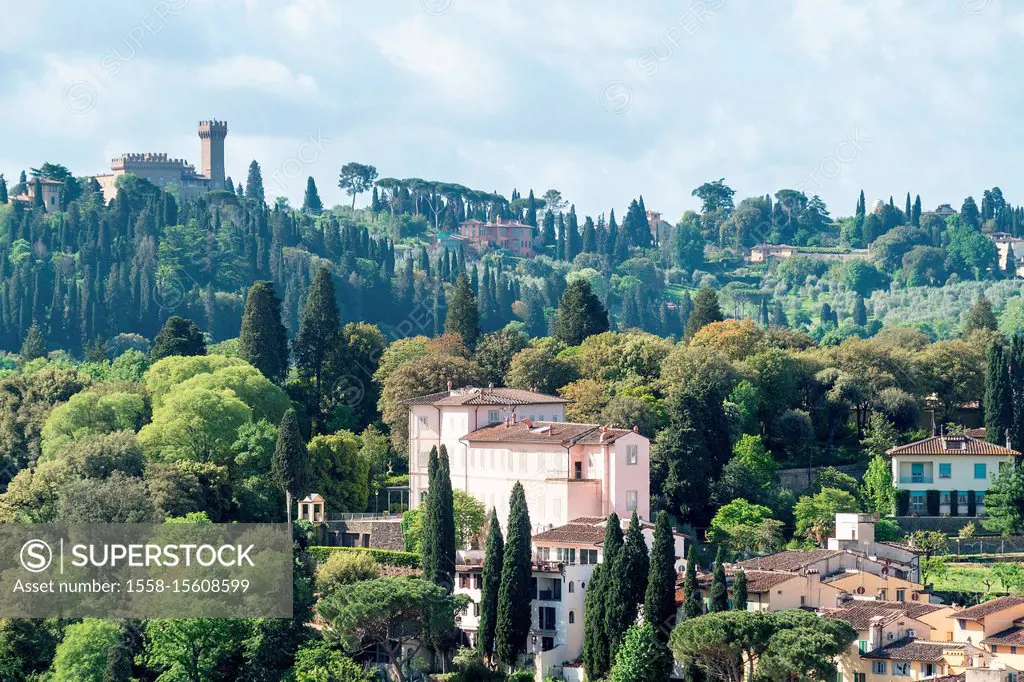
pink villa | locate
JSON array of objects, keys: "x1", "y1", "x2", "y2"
[
  {"x1": 458, "y1": 217, "x2": 537, "y2": 258},
  {"x1": 403, "y1": 386, "x2": 650, "y2": 533}
]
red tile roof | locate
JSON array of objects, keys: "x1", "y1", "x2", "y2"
[
  {"x1": 861, "y1": 638, "x2": 964, "y2": 662},
  {"x1": 955, "y1": 596, "x2": 1024, "y2": 621},
  {"x1": 464, "y1": 420, "x2": 634, "y2": 445},
  {"x1": 821, "y1": 599, "x2": 946, "y2": 630},
  {"x1": 886, "y1": 434, "x2": 1019, "y2": 457},
  {"x1": 981, "y1": 624, "x2": 1024, "y2": 646},
  {"x1": 400, "y1": 387, "x2": 569, "y2": 407},
  {"x1": 691, "y1": 569, "x2": 800, "y2": 594},
  {"x1": 736, "y1": 549, "x2": 845, "y2": 573}
]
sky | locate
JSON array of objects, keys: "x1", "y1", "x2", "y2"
[{"x1": 1, "y1": 0, "x2": 1021, "y2": 221}]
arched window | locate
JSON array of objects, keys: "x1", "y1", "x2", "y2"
[
  {"x1": 569, "y1": 610, "x2": 575, "y2": 624},
  {"x1": 568, "y1": 581, "x2": 575, "y2": 593},
  {"x1": 581, "y1": 582, "x2": 586, "y2": 591}
]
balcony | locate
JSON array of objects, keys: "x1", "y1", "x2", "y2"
[
  {"x1": 537, "y1": 589, "x2": 562, "y2": 602},
  {"x1": 899, "y1": 476, "x2": 933, "y2": 484}
]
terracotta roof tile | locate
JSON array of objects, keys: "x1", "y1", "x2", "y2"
[
  {"x1": 464, "y1": 420, "x2": 634, "y2": 445},
  {"x1": 821, "y1": 600, "x2": 945, "y2": 630},
  {"x1": 691, "y1": 569, "x2": 800, "y2": 594},
  {"x1": 400, "y1": 387, "x2": 569, "y2": 407},
  {"x1": 736, "y1": 549, "x2": 844, "y2": 573},
  {"x1": 861, "y1": 638, "x2": 964, "y2": 662},
  {"x1": 955, "y1": 596, "x2": 1024, "y2": 621},
  {"x1": 981, "y1": 624, "x2": 1024, "y2": 646},
  {"x1": 532, "y1": 521, "x2": 606, "y2": 545},
  {"x1": 886, "y1": 434, "x2": 1019, "y2": 457}
]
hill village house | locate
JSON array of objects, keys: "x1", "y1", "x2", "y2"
[{"x1": 296, "y1": 388, "x2": 1024, "y2": 680}]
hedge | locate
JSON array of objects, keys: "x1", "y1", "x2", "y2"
[
  {"x1": 895, "y1": 490, "x2": 910, "y2": 516},
  {"x1": 926, "y1": 490, "x2": 941, "y2": 516},
  {"x1": 950, "y1": 490, "x2": 959, "y2": 517},
  {"x1": 967, "y1": 490, "x2": 977, "y2": 517},
  {"x1": 308, "y1": 545, "x2": 420, "y2": 568}
]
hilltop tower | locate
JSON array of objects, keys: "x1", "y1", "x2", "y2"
[{"x1": 198, "y1": 119, "x2": 228, "y2": 189}]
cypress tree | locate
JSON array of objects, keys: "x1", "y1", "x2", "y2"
[
  {"x1": 525, "y1": 190, "x2": 538, "y2": 227},
  {"x1": 732, "y1": 569, "x2": 748, "y2": 611},
  {"x1": 644, "y1": 511, "x2": 676, "y2": 642},
  {"x1": 240, "y1": 280, "x2": 289, "y2": 383},
  {"x1": 684, "y1": 287, "x2": 723, "y2": 338},
  {"x1": 583, "y1": 564, "x2": 609, "y2": 679},
  {"x1": 245, "y1": 160, "x2": 265, "y2": 202},
  {"x1": 0, "y1": 175, "x2": 7, "y2": 204},
  {"x1": 986, "y1": 342, "x2": 1013, "y2": 446},
  {"x1": 430, "y1": 445, "x2": 457, "y2": 590},
  {"x1": 302, "y1": 176, "x2": 323, "y2": 214},
  {"x1": 708, "y1": 547, "x2": 728, "y2": 612},
  {"x1": 495, "y1": 481, "x2": 532, "y2": 667},
  {"x1": 852, "y1": 294, "x2": 868, "y2": 326},
  {"x1": 103, "y1": 644, "x2": 133, "y2": 682},
  {"x1": 606, "y1": 512, "x2": 649, "y2": 659},
  {"x1": 1007, "y1": 244, "x2": 1018, "y2": 277},
  {"x1": 478, "y1": 509, "x2": 504, "y2": 661},
  {"x1": 542, "y1": 211, "x2": 556, "y2": 249},
  {"x1": 150, "y1": 315, "x2": 206, "y2": 360},
  {"x1": 445, "y1": 272, "x2": 480, "y2": 347},
  {"x1": 905, "y1": 193, "x2": 912, "y2": 223},
  {"x1": 966, "y1": 294, "x2": 998, "y2": 334},
  {"x1": 20, "y1": 321, "x2": 45, "y2": 361},
  {"x1": 552, "y1": 278, "x2": 609, "y2": 346},
  {"x1": 272, "y1": 408, "x2": 309, "y2": 526},
  {"x1": 32, "y1": 178, "x2": 43, "y2": 208},
  {"x1": 912, "y1": 194, "x2": 922, "y2": 226},
  {"x1": 682, "y1": 545, "x2": 702, "y2": 620},
  {"x1": 1012, "y1": 335, "x2": 1024, "y2": 453},
  {"x1": 421, "y1": 446, "x2": 440, "y2": 581},
  {"x1": 293, "y1": 267, "x2": 342, "y2": 433},
  {"x1": 566, "y1": 205, "x2": 580, "y2": 261}
]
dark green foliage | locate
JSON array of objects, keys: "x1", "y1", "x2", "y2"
[
  {"x1": 102, "y1": 639, "x2": 133, "y2": 682},
  {"x1": 583, "y1": 564, "x2": 609, "y2": 680},
  {"x1": 495, "y1": 482, "x2": 531, "y2": 666},
  {"x1": 682, "y1": 545, "x2": 702, "y2": 620},
  {"x1": 240, "y1": 281, "x2": 289, "y2": 383},
  {"x1": 895, "y1": 489, "x2": 910, "y2": 516},
  {"x1": 306, "y1": 546, "x2": 420, "y2": 567},
  {"x1": 610, "y1": 622, "x2": 672, "y2": 682},
  {"x1": 926, "y1": 489, "x2": 940, "y2": 516},
  {"x1": 552, "y1": 278, "x2": 609, "y2": 346},
  {"x1": 644, "y1": 511, "x2": 677, "y2": 642},
  {"x1": 950, "y1": 490, "x2": 959, "y2": 517},
  {"x1": 245, "y1": 160, "x2": 265, "y2": 201},
  {"x1": 423, "y1": 445, "x2": 456, "y2": 590},
  {"x1": 478, "y1": 509, "x2": 504, "y2": 659},
  {"x1": 852, "y1": 294, "x2": 867, "y2": 326},
  {"x1": 19, "y1": 322, "x2": 45, "y2": 362},
  {"x1": 0, "y1": 175, "x2": 7, "y2": 203},
  {"x1": 968, "y1": 489, "x2": 977, "y2": 517},
  {"x1": 149, "y1": 316, "x2": 206, "y2": 360},
  {"x1": 966, "y1": 294, "x2": 998, "y2": 333},
  {"x1": 605, "y1": 512, "x2": 649, "y2": 659},
  {"x1": 302, "y1": 176, "x2": 323, "y2": 214},
  {"x1": 272, "y1": 408, "x2": 309, "y2": 499},
  {"x1": 445, "y1": 273, "x2": 480, "y2": 348},
  {"x1": 684, "y1": 287, "x2": 723, "y2": 338},
  {"x1": 983, "y1": 467, "x2": 1024, "y2": 535},
  {"x1": 293, "y1": 267, "x2": 342, "y2": 433},
  {"x1": 473, "y1": 329, "x2": 527, "y2": 386},
  {"x1": 732, "y1": 570, "x2": 748, "y2": 611},
  {"x1": 421, "y1": 446, "x2": 440, "y2": 580},
  {"x1": 708, "y1": 547, "x2": 728, "y2": 612},
  {"x1": 1011, "y1": 335, "x2": 1024, "y2": 455}
]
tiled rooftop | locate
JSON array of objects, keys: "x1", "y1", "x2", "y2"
[
  {"x1": 400, "y1": 386, "x2": 569, "y2": 407},
  {"x1": 955, "y1": 595, "x2": 1024, "y2": 621},
  {"x1": 736, "y1": 549, "x2": 845, "y2": 573},
  {"x1": 861, "y1": 638, "x2": 964, "y2": 662},
  {"x1": 821, "y1": 599, "x2": 946, "y2": 630},
  {"x1": 886, "y1": 434, "x2": 1019, "y2": 457},
  {"x1": 464, "y1": 420, "x2": 633, "y2": 445}
]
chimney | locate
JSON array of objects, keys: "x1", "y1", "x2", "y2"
[
  {"x1": 1007, "y1": 428, "x2": 1013, "y2": 451},
  {"x1": 447, "y1": 380, "x2": 453, "y2": 393},
  {"x1": 632, "y1": 425, "x2": 639, "y2": 433}
]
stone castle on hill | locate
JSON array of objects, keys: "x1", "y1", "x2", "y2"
[{"x1": 95, "y1": 120, "x2": 228, "y2": 202}]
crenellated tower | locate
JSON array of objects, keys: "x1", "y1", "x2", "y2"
[{"x1": 198, "y1": 119, "x2": 228, "y2": 189}]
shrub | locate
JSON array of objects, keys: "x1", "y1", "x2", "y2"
[
  {"x1": 307, "y1": 546, "x2": 420, "y2": 568},
  {"x1": 968, "y1": 490, "x2": 977, "y2": 517},
  {"x1": 926, "y1": 490, "x2": 940, "y2": 516},
  {"x1": 315, "y1": 550, "x2": 380, "y2": 594},
  {"x1": 895, "y1": 490, "x2": 910, "y2": 516},
  {"x1": 950, "y1": 490, "x2": 959, "y2": 517}
]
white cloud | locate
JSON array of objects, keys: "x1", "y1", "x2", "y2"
[{"x1": 196, "y1": 55, "x2": 317, "y2": 96}]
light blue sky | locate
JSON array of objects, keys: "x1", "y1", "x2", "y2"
[{"x1": 1, "y1": 0, "x2": 1020, "y2": 221}]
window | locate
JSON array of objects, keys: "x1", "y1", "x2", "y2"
[
  {"x1": 871, "y1": 661, "x2": 886, "y2": 674},
  {"x1": 906, "y1": 628, "x2": 915, "y2": 638},
  {"x1": 419, "y1": 491, "x2": 428, "y2": 503},
  {"x1": 1012, "y1": 646, "x2": 1018, "y2": 655},
  {"x1": 854, "y1": 674, "x2": 866, "y2": 682},
  {"x1": 977, "y1": 492, "x2": 986, "y2": 507},
  {"x1": 976, "y1": 463, "x2": 988, "y2": 479},
  {"x1": 910, "y1": 491, "x2": 926, "y2": 513},
  {"x1": 488, "y1": 410, "x2": 499, "y2": 424},
  {"x1": 958, "y1": 492, "x2": 969, "y2": 506},
  {"x1": 940, "y1": 491, "x2": 951, "y2": 505},
  {"x1": 626, "y1": 491, "x2": 638, "y2": 511},
  {"x1": 419, "y1": 450, "x2": 431, "y2": 468},
  {"x1": 580, "y1": 549, "x2": 598, "y2": 564},
  {"x1": 569, "y1": 611, "x2": 575, "y2": 624},
  {"x1": 939, "y1": 463, "x2": 952, "y2": 478},
  {"x1": 921, "y1": 663, "x2": 935, "y2": 676},
  {"x1": 896, "y1": 589, "x2": 906, "y2": 602},
  {"x1": 892, "y1": 662, "x2": 910, "y2": 675},
  {"x1": 858, "y1": 640, "x2": 868, "y2": 654},
  {"x1": 473, "y1": 602, "x2": 480, "y2": 617},
  {"x1": 626, "y1": 445, "x2": 638, "y2": 465},
  {"x1": 568, "y1": 582, "x2": 575, "y2": 593},
  {"x1": 418, "y1": 415, "x2": 429, "y2": 429}
]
